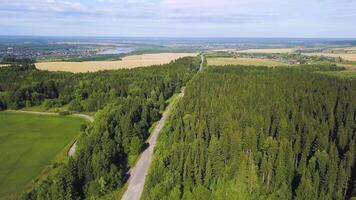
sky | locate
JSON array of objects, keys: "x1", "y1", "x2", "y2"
[{"x1": 0, "y1": 0, "x2": 356, "y2": 38}]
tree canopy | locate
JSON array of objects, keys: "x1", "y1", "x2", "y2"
[{"x1": 143, "y1": 65, "x2": 356, "y2": 200}]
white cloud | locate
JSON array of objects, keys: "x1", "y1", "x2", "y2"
[{"x1": 0, "y1": 0, "x2": 355, "y2": 37}]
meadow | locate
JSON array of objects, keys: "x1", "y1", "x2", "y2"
[
  {"x1": 35, "y1": 53, "x2": 197, "y2": 73},
  {"x1": 0, "y1": 112, "x2": 84, "y2": 199},
  {"x1": 207, "y1": 57, "x2": 286, "y2": 67}
]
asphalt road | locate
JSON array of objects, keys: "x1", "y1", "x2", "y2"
[
  {"x1": 121, "y1": 55, "x2": 203, "y2": 200},
  {"x1": 121, "y1": 90, "x2": 182, "y2": 200}
]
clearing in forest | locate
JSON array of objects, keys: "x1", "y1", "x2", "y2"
[
  {"x1": 0, "y1": 112, "x2": 84, "y2": 199},
  {"x1": 35, "y1": 53, "x2": 198, "y2": 73}
]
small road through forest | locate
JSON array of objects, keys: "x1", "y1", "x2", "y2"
[{"x1": 121, "y1": 54, "x2": 204, "y2": 200}]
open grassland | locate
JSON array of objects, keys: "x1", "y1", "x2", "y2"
[
  {"x1": 207, "y1": 57, "x2": 286, "y2": 67},
  {"x1": 35, "y1": 53, "x2": 198, "y2": 73},
  {"x1": 0, "y1": 112, "x2": 84, "y2": 199},
  {"x1": 236, "y1": 48, "x2": 295, "y2": 54},
  {"x1": 304, "y1": 53, "x2": 356, "y2": 61}
]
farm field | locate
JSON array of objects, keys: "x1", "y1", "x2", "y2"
[
  {"x1": 211, "y1": 48, "x2": 237, "y2": 52},
  {"x1": 236, "y1": 48, "x2": 295, "y2": 53},
  {"x1": 35, "y1": 53, "x2": 198, "y2": 73},
  {"x1": 207, "y1": 57, "x2": 286, "y2": 67},
  {"x1": 304, "y1": 53, "x2": 356, "y2": 61},
  {"x1": 0, "y1": 111, "x2": 84, "y2": 199}
]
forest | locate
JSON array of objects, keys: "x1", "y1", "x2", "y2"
[
  {"x1": 0, "y1": 56, "x2": 200, "y2": 199},
  {"x1": 143, "y1": 65, "x2": 356, "y2": 200}
]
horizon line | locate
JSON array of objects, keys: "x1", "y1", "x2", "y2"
[{"x1": 0, "y1": 34, "x2": 356, "y2": 40}]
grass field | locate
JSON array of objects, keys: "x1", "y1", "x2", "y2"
[
  {"x1": 207, "y1": 57, "x2": 286, "y2": 67},
  {"x1": 36, "y1": 53, "x2": 198, "y2": 73},
  {"x1": 304, "y1": 53, "x2": 356, "y2": 61},
  {"x1": 0, "y1": 112, "x2": 84, "y2": 199},
  {"x1": 236, "y1": 48, "x2": 294, "y2": 54}
]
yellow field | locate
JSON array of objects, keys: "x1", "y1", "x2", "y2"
[
  {"x1": 207, "y1": 57, "x2": 286, "y2": 67},
  {"x1": 211, "y1": 49, "x2": 237, "y2": 52},
  {"x1": 304, "y1": 53, "x2": 356, "y2": 61},
  {"x1": 236, "y1": 48, "x2": 294, "y2": 54},
  {"x1": 36, "y1": 53, "x2": 198, "y2": 73}
]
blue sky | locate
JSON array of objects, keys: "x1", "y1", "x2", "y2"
[{"x1": 1, "y1": 0, "x2": 356, "y2": 38}]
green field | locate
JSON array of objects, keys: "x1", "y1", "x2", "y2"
[{"x1": 0, "y1": 112, "x2": 84, "y2": 199}]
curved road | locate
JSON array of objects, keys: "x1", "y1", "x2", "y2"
[
  {"x1": 5, "y1": 110, "x2": 94, "y2": 157},
  {"x1": 121, "y1": 55, "x2": 204, "y2": 200}
]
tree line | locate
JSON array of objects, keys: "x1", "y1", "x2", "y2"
[
  {"x1": 142, "y1": 65, "x2": 356, "y2": 200},
  {"x1": 0, "y1": 56, "x2": 200, "y2": 199}
]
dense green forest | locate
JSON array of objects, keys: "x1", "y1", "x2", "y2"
[
  {"x1": 0, "y1": 56, "x2": 200, "y2": 199},
  {"x1": 143, "y1": 65, "x2": 356, "y2": 200}
]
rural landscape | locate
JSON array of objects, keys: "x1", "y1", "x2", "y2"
[{"x1": 0, "y1": 0, "x2": 356, "y2": 200}]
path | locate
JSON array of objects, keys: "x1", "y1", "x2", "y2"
[
  {"x1": 5, "y1": 110, "x2": 94, "y2": 122},
  {"x1": 121, "y1": 55, "x2": 204, "y2": 200},
  {"x1": 5, "y1": 110, "x2": 94, "y2": 157}
]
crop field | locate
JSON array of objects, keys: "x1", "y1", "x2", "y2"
[
  {"x1": 207, "y1": 57, "x2": 286, "y2": 67},
  {"x1": 236, "y1": 48, "x2": 295, "y2": 53},
  {"x1": 0, "y1": 112, "x2": 84, "y2": 199},
  {"x1": 304, "y1": 53, "x2": 356, "y2": 61},
  {"x1": 211, "y1": 48, "x2": 237, "y2": 52},
  {"x1": 35, "y1": 53, "x2": 198, "y2": 73}
]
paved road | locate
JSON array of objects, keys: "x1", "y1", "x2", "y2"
[
  {"x1": 5, "y1": 110, "x2": 94, "y2": 157},
  {"x1": 199, "y1": 54, "x2": 204, "y2": 72},
  {"x1": 121, "y1": 55, "x2": 203, "y2": 200},
  {"x1": 121, "y1": 90, "x2": 183, "y2": 200}
]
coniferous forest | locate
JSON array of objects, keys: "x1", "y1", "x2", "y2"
[
  {"x1": 1, "y1": 57, "x2": 355, "y2": 200},
  {"x1": 0, "y1": 57, "x2": 200, "y2": 199},
  {"x1": 143, "y1": 65, "x2": 356, "y2": 200}
]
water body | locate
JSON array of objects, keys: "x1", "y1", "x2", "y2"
[{"x1": 97, "y1": 47, "x2": 135, "y2": 55}]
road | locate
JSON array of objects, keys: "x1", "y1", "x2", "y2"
[
  {"x1": 5, "y1": 110, "x2": 94, "y2": 122},
  {"x1": 5, "y1": 110, "x2": 94, "y2": 157},
  {"x1": 121, "y1": 55, "x2": 203, "y2": 200},
  {"x1": 121, "y1": 89, "x2": 184, "y2": 200},
  {"x1": 199, "y1": 54, "x2": 204, "y2": 72}
]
